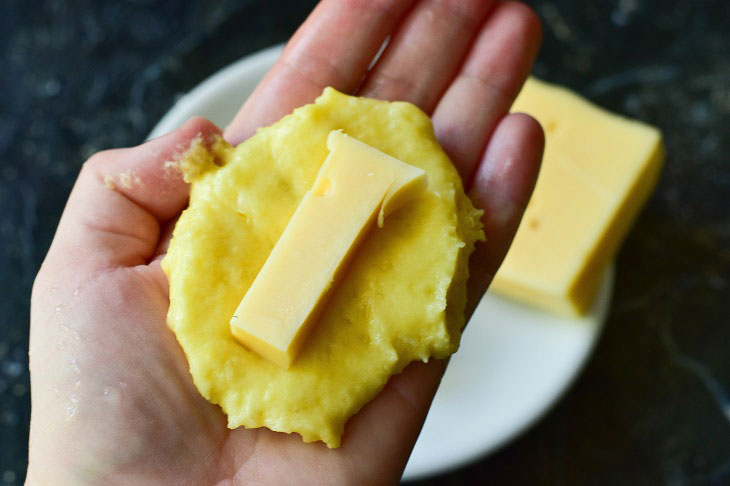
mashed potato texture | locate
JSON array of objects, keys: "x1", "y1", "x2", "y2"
[{"x1": 162, "y1": 88, "x2": 483, "y2": 447}]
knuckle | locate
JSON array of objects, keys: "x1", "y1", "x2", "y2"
[
  {"x1": 81, "y1": 149, "x2": 122, "y2": 178},
  {"x1": 433, "y1": 0, "x2": 484, "y2": 27},
  {"x1": 283, "y1": 48, "x2": 346, "y2": 89},
  {"x1": 339, "y1": 0, "x2": 398, "y2": 18},
  {"x1": 82, "y1": 151, "x2": 109, "y2": 171}
]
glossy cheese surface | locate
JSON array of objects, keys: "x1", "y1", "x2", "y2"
[
  {"x1": 230, "y1": 131, "x2": 427, "y2": 368},
  {"x1": 162, "y1": 88, "x2": 483, "y2": 447},
  {"x1": 491, "y1": 78, "x2": 664, "y2": 315}
]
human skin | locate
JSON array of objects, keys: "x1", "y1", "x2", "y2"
[{"x1": 27, "y1": 1, "x2": 544, "y2": 484}]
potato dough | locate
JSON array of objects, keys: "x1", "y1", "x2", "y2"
[{"x1": 162, "y1": 88, "x2": 484, "y2": 447}]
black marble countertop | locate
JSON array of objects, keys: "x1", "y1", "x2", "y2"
[{"x1": 2, "y1": 1, "x2": 728, "y2": 484}]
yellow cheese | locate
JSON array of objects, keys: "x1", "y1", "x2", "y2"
[
  {"x1": 491, "y1": 77, "x2": 664, "y2": 315},
  {"x1": 230, "y1": 131, "x2": 427, "y2": 368}
]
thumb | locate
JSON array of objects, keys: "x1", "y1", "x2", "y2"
[{"x1": 43, "y1": 117, "x2": 221, "y2": 274}]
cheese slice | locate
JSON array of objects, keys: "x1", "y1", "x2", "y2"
[
  {"x1": 230, "y1": 130, "x2": 427, "y2": 367},
  {"x1": 491, "y1": 77, "x2": 664, "y2": 315}
]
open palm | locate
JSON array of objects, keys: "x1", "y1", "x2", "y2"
[{"x1": 28, "y1": 1, "x2": 543, "y2": 484}]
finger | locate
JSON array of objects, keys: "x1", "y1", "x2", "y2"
[
  {"x1": 90, "y1": 117, "x2": 221, "y2": 222},
  {"x1": 359, "y1": 0, "x2": 494, "y2": 113},
  {"x1": 46, "y1": 117, "x2": 221, "y2": 272},
  {"x1": 432, "y1": 1, "x2": 542, "y2": 183},
  {"x1": 224, "y1": 0, "x2": 417, "y2": 144},
  {"x1": 466, "y1": 113, "x2": 544, "y2": 315}
]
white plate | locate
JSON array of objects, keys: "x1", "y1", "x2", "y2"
[{"x1": 149, "y1": 44, "x2": 614, "y2": 481}]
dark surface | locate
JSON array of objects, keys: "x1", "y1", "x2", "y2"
[{"x1": 1, "y1": 1, "x2": 728, "y2": 484}]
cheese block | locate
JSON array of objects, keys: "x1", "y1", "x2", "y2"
[
  {"x1": 230, "y1": 131, "x2": 427, "y2": 368},
  {"x1": 491, "y1": 77, "x2": 664, "y2": 315}
]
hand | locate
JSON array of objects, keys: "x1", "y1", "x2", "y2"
[{"x1": 28, "y1": 1, "x2": 543, "y2": 484}]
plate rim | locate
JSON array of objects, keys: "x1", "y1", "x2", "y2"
[{"x1": 405, "y1": 267, "x2": 614, "y2": 480}]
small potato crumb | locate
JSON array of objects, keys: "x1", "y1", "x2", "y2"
[
  {"x1": 102, "y1": 170, "x2": 142, "y2": 190},
  {"x1": 118, "y1": 169, "x2": 142, "y2": 189},
  {"x1": 103, "y1": 175, "x2": 115, "y2": 190},
  {"x1": 164, "y1": 134, "x2": 232, "y2": 183}
]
